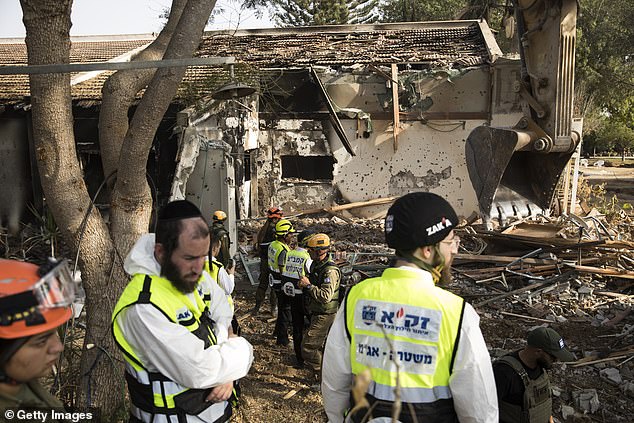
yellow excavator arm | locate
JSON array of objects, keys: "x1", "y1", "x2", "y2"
[{"x1": 466, "y1": 0, "x2": 580, "y2": 220}]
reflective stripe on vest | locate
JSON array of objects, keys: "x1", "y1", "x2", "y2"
[
  {"x1": 267, "y1": 240, "x2": 289, "y2": 281},
  {"x1": 281, "y1": 249, "x2": 310, "y2": 294},
  {"x1": 209, "y1": 258, "x2": 234, "y2": 312},
  {"x1": 281, "y1": 249, "x2": 310, "y2": 279},
  {"x1": 345, "y1": 268, "x2": 465, "y2": 411},
  {"x1": 111, "y1": 274, "x2": 231, "y2": 421},
  {"x1": 497, "y1": 355, "x2": 552, "y2": 423}
]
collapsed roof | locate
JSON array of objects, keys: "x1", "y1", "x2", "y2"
[{"x1": 0, "y1": 20, "x2": 499, "y2": 103}]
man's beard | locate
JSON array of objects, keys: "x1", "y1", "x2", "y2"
[
  {"x1": 162, "y1": 256, "x2": 198, "y2": 294},
  {"x1": 434, "y1": 254, "x2": 454, "y2": 286}
]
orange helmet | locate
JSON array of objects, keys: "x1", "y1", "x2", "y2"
[
  {"x1": 267, "y1": 207, "x2": 283, "y2": 219},
  {"x1": 0, "y1": 259, "x2": 74, "y2": 339},
  {"x1": 212, "y1": 210, "x2": 227, "y2": 222}
]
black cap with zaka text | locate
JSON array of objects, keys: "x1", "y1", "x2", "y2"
[{"x1": 385, "y1": 192, "x2": 458, "y2": 250}]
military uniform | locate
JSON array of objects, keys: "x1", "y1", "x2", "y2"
[
  {"x1": 494, "y1": 351, "x2": 552, "y2": 423},
  {"x1": 254, "y1": 220, "x2": 277, "y2": 312},
  {"x1": 301, "y1": 258, "x2": 341, "y2": 371},
  {"x1": 211, "y1": 221, "x2": 231, "y2": 268}
]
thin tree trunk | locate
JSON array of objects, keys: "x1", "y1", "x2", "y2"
[
  {"x1": 111, "y1": 0, "x2": 218, "y2": 218},
  {"x1": 99, "y1": 0, "x2": 188, "y2": 183}
]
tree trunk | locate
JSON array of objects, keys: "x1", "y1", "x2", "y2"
[
  {"x1": 110, "y1": 0, "x2": 218, "y2": 233},
  {"x1": 98, "y1": 0, "x2": 188, "y2": 183},
  {"x1": 21, "y1": 0, "x2": 219, "y2": 420},
  {"x1": 20, "y1": 0, "x2": 125, "y2": 419}
]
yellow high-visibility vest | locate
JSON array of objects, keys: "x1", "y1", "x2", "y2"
[{"x1": 345, "y1": 267, "x2": 464, "y2": 409}]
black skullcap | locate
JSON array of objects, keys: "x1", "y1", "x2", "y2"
[
  {"x1": 385, "y1": 192, "x2": 458, "y2": 249},
  {"x1": 158, "y1": 200, "x2": 203, "y2": 222}
]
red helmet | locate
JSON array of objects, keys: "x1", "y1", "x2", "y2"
[
  {"x1": 0, "y1": 259, "x2": 74, "y2": 339},
  {"x1": 267, "y1": 207, "x2": 283, "y2": 219}
]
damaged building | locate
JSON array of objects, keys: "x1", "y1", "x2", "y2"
[{"x1": 1, "y1": 21, "x2": 537, "y2": 243}]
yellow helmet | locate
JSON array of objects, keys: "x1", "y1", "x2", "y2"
[
  {"x1": 306, "y1": 233, "x2": 330, "y2": 249},
  {"x1": 275, "y1": 219, "x2": 295, "y2": 237},
  {"x1": 212, "y1": 210, "x2": 227, "y2": 222}
]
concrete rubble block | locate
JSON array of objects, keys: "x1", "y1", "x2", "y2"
[
  {"x1": 561, "y1": 404, "x2": 575, "y2": 420},
  {"x1": 577, "y1": 286, "x2": 594, "y2": 296},
  {"x1": 572, "y1": 388, "x2": 600, "y2": 413},
  {"x1": 599, "y1": 367, "x2": 622, "y2": 386},
  {"x1": 622, "y1": 381, "x2": 634, "y2": 398}
]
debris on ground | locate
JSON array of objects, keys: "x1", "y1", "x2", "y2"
[{"x1": 233, "y1": 208, "x2": 634, "y2": 422}]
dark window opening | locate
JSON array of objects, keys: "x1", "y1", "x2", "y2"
[
  {"x1": 244, "y1": 151, "x2": 252, "y2": 181},
  {"x1": 281, "y1": 155, "x2": 334, "y2": 181}
]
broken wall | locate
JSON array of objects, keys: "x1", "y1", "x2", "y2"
[
  {"x1": 251, "y1": 64, "x2": 527, "y2": 218},
  {"x1": 252, "y1": 119, "x2": 336, "y2": 214}
]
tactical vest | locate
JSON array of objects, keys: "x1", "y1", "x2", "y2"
[
  {"x1": 208, "y1": 258, "x2": 234, "y2": 312},
  {"x1": 211, "y1": 223, "x2": 230, "y2": 267},
  {"x1": 111, "y1": 274, "x2": 233, "y2": 423},
  {"x1": 267, "y1": 240, "x2": 289, "y2": 288},
  {"x1": 497, "y1": 355, "x2": 552, "y2": 423},
  {"x1": 308, "y1": 260, "x2": 341, "y2": 314},
  {"x1": 281, "y1": 248, "x2": 310, "y2": 295},
  {"x1": 344, "y1": 268, "x2": 465, "y2": 423}
]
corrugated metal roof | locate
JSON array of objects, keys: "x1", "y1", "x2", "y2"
[{"x1": 0, "y1": 21, "x2": 494, "y2": 103}]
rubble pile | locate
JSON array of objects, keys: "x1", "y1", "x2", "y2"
[{"x1": 236, "y1": 209, "x2": 634, "y2": 422}]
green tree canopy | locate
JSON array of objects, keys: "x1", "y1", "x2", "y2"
[{"x1": 271, "y1": 0, "x2": 350, "y2": 26}]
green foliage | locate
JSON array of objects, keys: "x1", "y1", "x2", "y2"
[
  {"x1": 576, "y1": 177, "x2": 631, "y2": 221},
  {"x1": 349, "y1": 0, "x2": 380, "y2": 24},
  {"x1": 379, "y1": 0, "x2": 465, "y2": 22},
  {"x1": 583, "y1": 119, "x2": 634, "y2": 156},
  {"x1": 576, "y1": 0, "x2": 634, "y2": 120},
  {"x1": 271, "y1": 0, "x2": 350, "y2": 26}
]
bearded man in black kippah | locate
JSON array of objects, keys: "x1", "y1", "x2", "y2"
[
  {"x1": 322, "y1": 192, "x2": 499, "y2": 423},
  {"x1": 111, "y1": 200, "x2": 254, "y2": 422}
]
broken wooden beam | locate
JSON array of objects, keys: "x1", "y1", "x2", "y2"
[
  {"x1": 565, "y1": 264, "x2": 634, "y2": 280},
  {"x1": 290, "y1": 196, "x2": 398, "y2": 217},
  {"x1": 500, "y1": 311, "x2": 555, "y2": 323},
  {"x1": 454, "y1": 254, "x2": 558, "y2": 266},
  {"x1": 475, "y1": 281, "x2": 548, "y2": 307}
]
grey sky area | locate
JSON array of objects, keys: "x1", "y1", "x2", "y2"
[{"x1": 0, "y1": 0, "x2": 273, "y2": 38}]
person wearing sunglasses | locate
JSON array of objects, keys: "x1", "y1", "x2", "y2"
[
  {"x1": 0, "y1": 259, "x2": 76, "y2": 411},
  {"x1": 493, "y1": 327, "x2": 575, "y2": 423},
  {"x1": 322, "y1": 192, "x2": 498, "y2": 423}
]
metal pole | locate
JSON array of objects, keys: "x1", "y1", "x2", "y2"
[{"x1": 0, "y1": 57, "x2": 235, "y2": 75}]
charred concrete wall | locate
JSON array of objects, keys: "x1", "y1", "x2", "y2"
[
  {"x1": 252, "y1": 119, "x2": 336, "y2": 213},
  {"x1": 249, "y1": 65, "x2": 528, "y2": 218},
  {"x1": 325, "y1": 67, "x2": 496, "y2": 218},
  {"x1": 196, "y1": 60, "x2": 526, "y2": 219}
]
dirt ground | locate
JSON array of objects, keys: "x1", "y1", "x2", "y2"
[{"x1": 231, "y1": 177, "x2": 634, "y2": 422}]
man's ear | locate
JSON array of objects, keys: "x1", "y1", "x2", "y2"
[
  {"x1": 413, "y1": 246, "x2": 434, "y2": 261},
  {"x1": 155, "y1": 243, "x2": 165, "y2": 264}
]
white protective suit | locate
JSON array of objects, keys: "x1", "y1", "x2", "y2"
[{"x1": 117, "y1": 234, "x2": 253, "y2": 422}]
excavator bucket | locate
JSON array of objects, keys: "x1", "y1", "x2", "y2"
[
  {"x1": 466, "y1": 126, "x2": 574, "y2": 221},
  {"x1": 467, "y1": 0, "x2": 579, "y2": 222}
]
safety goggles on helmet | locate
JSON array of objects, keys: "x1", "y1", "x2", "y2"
[{"x1": 0, "y1": 260, "x2": 76, "y2": 337}]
